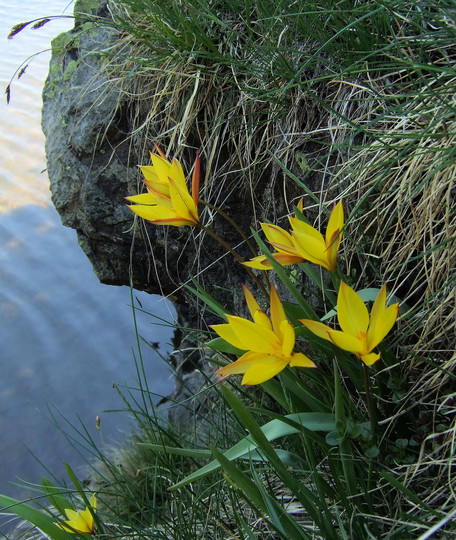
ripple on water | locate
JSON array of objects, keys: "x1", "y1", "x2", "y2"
[{"x1": 0, "y1": 0, "x2": 176, "y2": 514}]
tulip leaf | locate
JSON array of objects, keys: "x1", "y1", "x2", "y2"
[
  {"x1": 0, "y1": 494, "x2": 71, "y2": 540},
  {"x1": 211, "y1": 447, "x2": 311, "y2": 540},
  {"x1": 138, "y1": 441, "x2": 302, "y2": 467},
  {"x1": 170, "y1": 411, "x2": 335, "y2": 490},
  {"x1": 40, "y1": 476, "x2": 71, "y2": 517}
]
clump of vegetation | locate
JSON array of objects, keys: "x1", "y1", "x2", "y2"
[{"x1": 2, "y1": 0, "x2": 455, "y2": 538}]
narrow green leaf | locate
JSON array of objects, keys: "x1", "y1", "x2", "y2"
[
  {"x1": 298, "y1": 262, "x2": 337, "y2": 305},
  {"x1": 184, "y1": 277, "x2": 228, "y2": 320},
  {"x1": 380, "y1": 471, "x2": 442, "y2": 517},
  {"x1": 279, "y1": 369, "x2": 331, "y2": 413},
  {"x1": 170, "y1": 411, "x2": 335, "y2": 490},
  {"x1": 219, "y1": 385, "x2": 337, "y2": 537},
  {"x1": 40, "y1": 476, "x2": 71, "y2": 517},
  {"x1": 209, "y1": 446, "x2": 265, "y2": 510},
  {"x1": 140, "y1": 441, "x2": 301, "y2": 466},
  {"x1": 0, "y1": 495, "x2": 71, "y2": 540},
  {"x1": 212, "y1": 447, "x2": 309, "y2": 540},
  {"x1": 136, "y1": 443, "x2": 212, "y2": 458}
]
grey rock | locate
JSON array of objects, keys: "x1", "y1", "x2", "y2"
[{"x1": 41, "y1": 1, "x2": 321, "y2": 336}]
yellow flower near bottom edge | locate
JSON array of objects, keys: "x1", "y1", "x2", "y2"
[
  {"x1": 300, "y1": 281, "x2": 399, "y2": 366},
  {"x1": 210, "y1": 284, "x2": 316, "y2": 385},
  {"x1": 58, "y1": 494, "x2": 97, "y2": 534}
]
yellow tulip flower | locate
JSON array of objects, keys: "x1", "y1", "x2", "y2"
[
  {"x1": 244, "y1": 200, "x2": 343, "y2": 272},
  {"x1": 290, "y1": 200, "x2": 344, "y2": 272},
  {"x1": 126, "y1": 145, "x2": 200, "y2": 227},
  {"x1": 211, "y1": 284, "x2": 316, "y2": 385},
  {"x1": 300, "y1": 281, "x2": 399, "y2": 366},
  {"x1": 58, "y1": 494, "x2": 97, "y2": 534},
  {"x1": 243, "y1": 223, "x2": 306, "y2": 269}
]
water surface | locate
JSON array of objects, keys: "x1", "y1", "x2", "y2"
[{"x1": 0, "y1": 0, "x2": 175, "y2": 508}]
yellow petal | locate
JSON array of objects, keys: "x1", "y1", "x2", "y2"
[
  {"x1": 88, "y1": 495, "x2": 97, "y2": 510},
  {"x1": 291, "y1": 230, "x2": 330, "y2": 269},
  {"x1": 142, "y1": 178, "x2": 173, "y2": 207},
  {"x1": 366, "y1": 284, "x2": 386, "y2": 350},
  {"x1": 367, "y1": 302, "x2": 399, "y2": 351},
  {"x1": 127, "y1": 204, "x2": 194, "y2": 226},
  {"x1": 242, "y1": 357, "x2": 289, "y2": 385},
  {"x1": 269, "y1": 241, "x2": 302, "y2": 257},
  {"x1": 79, "y1": 509, "x2": 94, "y2": 531},
  {"x1": 169, "y1": 158, "x2": 187, "y2": 190},
  {"x1": 243, "y1": 284, "x2": 261, "y2": 319},
  {"x1": 243, "y1": 252, "x2": 305, "y2": 269},
  {"x1": 242, "y1": 255, "x2": 274, "y2": 270},
  {"x1": 269, "y1": 284, "x2": 287, "y2": 336},
  {"x1": 60, "y1": 507, "x2": 94, "y2": 534},
  {"x1": 252, "y1": 309, "x2": 273, "y2": 331},
  {"x1": 289, "y1": 352, "x2": 316, "y2": 368},
  {"x1": 299, "y1": 319, "x2": 333, "y2": 342},
  {"x1": 337, "y1": 281, "x2": 369, "y2": 337},
  {"x1": 210, "y1": 323, "x2": 247, "y2": 351},
  {"x1": 150, "y1": 152, "x2": 173, "y2": 180},
  {"x1": 168, "y1": 176, "x2": 199, "y2": 224},
  {"x1": 360, "y1": 352, "x2": 381, "y2": 366},
  {"x1": 289, "y1": 216, "x2": 325, "y2": 244},
  {"x1": 273, "y1": 252, "x2": 306, "y2": 265},
  {"x1": 325, "y1": 201, "x2": 344, "y2": 248},
  {"x1": 140, "y1": 165, "x2": 162, "y2": 185},
  {"x1": 325, "y1": 228, "x2": 341, "y2": 272},
  {"x1": 215, "y1": 351, "x2": 265, "y2": 377},
  {"x1": 227, "y1": 315, "x2": 281, "y2": 354},
  {"x1": 328, "y1": 329, "x2": 365, "y2": 354},
  {"x1": 64, "y1": 509, "x2": 78, "y2": 521},
  {"x1": 262, "y1": 223, "x2": 294, "y2": 248},
  {"x1": 280, "y1": 319, "x2": 295, "y2": 357},
  {"x1": 60, "y1": 520, "x2": 89, "y2": 534},
  {"x1": 125, "y1": 192, "x2": 157, "y2": 204}
]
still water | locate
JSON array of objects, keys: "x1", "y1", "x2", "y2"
[{"x1": 0, "y1": 0, "x2": 175, "y2": 507}]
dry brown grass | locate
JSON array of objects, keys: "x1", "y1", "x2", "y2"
[{"x1": 40, "y1": 1, "x2": 456, "y2": 534}]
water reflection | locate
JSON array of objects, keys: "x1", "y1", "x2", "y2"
[{"x1": 0, "y1": 0, "x2": 176, "y2": 507}]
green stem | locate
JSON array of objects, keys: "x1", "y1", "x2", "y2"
[
  {"x1": 198, "y1": 224, "x2": 269, "y2": 299},
  {"x1": 333, "y1": 358, "x2": 357, "y2": 497},
  {"x1": 363, "y1": 364, "x2": 377, "y2": 446},
  {"x1": 200, "y1": 200, "x2": 259, "y2": 258},
  {"x1": 330, "y1": 270, "x2": 341, "y2": 292}
]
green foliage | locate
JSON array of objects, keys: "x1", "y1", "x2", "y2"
[{"x1": 2, "y1": 0, "x2": 456, "y2": 538}]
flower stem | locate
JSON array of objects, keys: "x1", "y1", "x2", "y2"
[
  {"x1": 330, "y1": 270, "x2": 341, "y2": 292},
  {"x1": 333, "y1": 358, "x2": 357, "y2": 496},
  {"x1": 198, "y1": 224, "x2": 269, "y2": 299},
  {"x1": 363, "y1": 364, "x2": 377, "y2": 446},
  {"x1": 200, "y1": 200, "x2": 259, "y2": 258}
]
